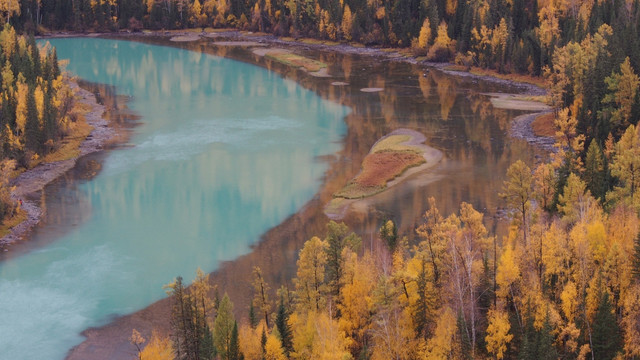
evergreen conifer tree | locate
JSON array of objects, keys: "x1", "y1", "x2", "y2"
[
  {"x1": 633, "y1": 233, "x2": 640, "y2": 280},
  {"x1": 25, "y1": 86, "x2": 41, "y2": 154},
  {"x1": 275, "y1": 297, "x2": 292, "y2": 356},
  {"x1": 592, "y1": 292, "x2": 621, "y2": 360},
  {"x1": 229, "y1": 321, "x2": 241, "y2": 360}
]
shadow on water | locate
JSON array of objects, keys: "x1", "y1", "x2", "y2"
[{"x1": 65, "y1": 35, "x2": 545, "y2": 359}]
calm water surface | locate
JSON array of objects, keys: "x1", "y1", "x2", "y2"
[{"x1": 0, "y1": 38, "x2": 348, "y2": 360}]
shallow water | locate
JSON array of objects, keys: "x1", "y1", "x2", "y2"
[{"x1": 0, "y1": 38, "x2": 348, "y2": 360}]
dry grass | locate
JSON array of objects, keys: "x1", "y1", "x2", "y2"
[
  {"x1": 0, "y1": 208, "x2": 27, "y2": 238},
  {"x1": 531, "y1": 112, "x2": 556, "y2": 137},
  {"x1": 299, "y1": 38, "x2": 340, "y2": 46},
  {"x1": 445, "y1": 65, "x2": 548, "y2": 88},
  {"x1": 356, "y1": 152, "x2": 425, "y2": 187},
  {"x1": 265, "y1": 52, "x2": 327, "y2": 72},
  {"x1": 39, "y1": 101, "x2": 94, "y2": 165},
  {"x1": 335, "y1": 151, "x2": 425, "y2": 199},
  {"x1": 372, "y1": 135, "x2": 419, "y2": 154}
]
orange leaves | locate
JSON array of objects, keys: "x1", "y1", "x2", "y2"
[
  {"x1": 496, "y1": 243, "x2": 520, "y2": 299},
  {"x1": 485, "y1": 308, "x2": 513, "y2": 359},
  {"x1": 139, "y1": 330, "x2": 174, "y2": 360}
]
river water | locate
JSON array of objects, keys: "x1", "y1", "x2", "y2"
[
  {"x1": 0, "y1": 36, "x2": 541, "y2": 360},
  {"x1": 0, "y1": 38, "x2": 348, "y2": 360}
]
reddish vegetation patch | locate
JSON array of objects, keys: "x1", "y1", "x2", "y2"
[
  {"x1": 531, "y1": 113, "x2": 555, "y2": 137},
  {"x1": 355, "y1": 151, "x2": 425, "y2": 187}
]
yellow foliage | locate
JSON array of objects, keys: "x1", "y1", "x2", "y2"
[
  {"x1": 421, "y1": 307, "x2": 458, "y2": 359},
  {"x1": 418, "y1": 18, "x2": 431, "y2": 49},
  {"x1": 609, "y1": 125, "x2": 640, "y2": 210},
  {"x1": 485, "y1": 308, "x2": 513, "y2": 359},
  {"x1": 603, "y1": 57, "x2": 640, "y2": 129},
  {"x1": 311, "y1": 312, "x2": 352, "y2": 360},
  {"x1": 15, "y1": 78, "x2": 28, "y2": 136},
  {"x1": 370, "y1": 308, "x2": 417, "y2": 360},
  {"x1": 294, "y1": 236, "x2": 328, "y2": 314},
  {"x1": 445, "y1": 0, "x2": 457, "y2": 15},
  {"x1": 558, "y1": 322, "x2": 581, "y2": 354},
  {"x1": 585, "y1": 275, "x2": 605, "y2": 322},
  {"x1": 496, "y1": 243, "x2": 520, "y2": 299},
  {"x1": 34, "y1": 84, "x2": 45, "y2": 121},
  {"x1": 341, "y1": 5, "x2": 353, "y2": 41},
  {"x1": 560, "y1": 281, "x2": 578, "y2": 322},
  {"x1": 586, "y1": 220, "x2": 607, "y2": 265},
  {"x1": 239, "y1": 322, "x2": 266, "y2": 360},
  {"x1": 139, "y1": 330, "x2": 174, "y2": 360},
  {"x1": 558, "y1": 173, "x2": 595, "y2": 224},
  {"x1": 622, "y1": 284, "x2": 640, "y2": 357},
  {"x1": 536, "y1": 5, "x2": 559, "y2": 51},
  {"x1": 433, "y1": 22, "x2": 451, "y2": 49},
  {"x1": 0, "y1": 0, "x2": 21, "y2": 21},
  {"x1": 265, "y1": 331, "x2": 287, "y2": 360},
  {"x1": 338, "y1": 253, "x2": 375, "y2": 346},
  {"x1": 290, "y1": 311, "x2": 316, "y2": 359}
]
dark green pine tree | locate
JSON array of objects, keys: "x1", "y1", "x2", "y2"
[
  {"x1": 28, "y1": 36, "x2": 41, "y2": 82},
  {"x1": 519, "y1": 306, "x2": 557, "y2": 360},
  {"x1": 536, "y1": 312, "x2": 558, "y2": 360},
  {"x1": 592, "y1": 291, "x2": 622, "y2": 360},
  {"x1": 43, "y1": 87, "x2": 58, "y2": 146},
  {"x1": 199, "y1": 321, "x2": 216, "y2": 360},
  {"x1": 457, "y1": 313, "x2": 472, "y2": 360},
  {"x1": 379, "y1": 220, "x2": 398, "y2": 251},
  {"x1": 633, "y1": 232, "x2": 640, "y2": 280},
  {"x1": 25, "y1": 87, "x2": 42, "y2": 155},
  {"x1": 260, "y1": 326, "x2": 267, "y2": 360},
  {"x1": 229, "y1": 321, "x2": 242, "y2": 360},
  {"x1": 275, "y1": 297, "x2": 293, "y2": 356},
  {"x1": 248, "y1": 303, "x2": 258, "y2": 329},
  {"x1": 325, "y1": 221, "x2": 361, "y2": 303},
  {"x1": 50, "y1": 48, "x2": 60, "y2": 79},
  {"x1": 413, "y1": 256, "x2": 431, "y2": 339},
  {"x1": 584, "y1": 140, "x2": 607, "y2": 201}
]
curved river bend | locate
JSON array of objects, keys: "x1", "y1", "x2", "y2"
[{"x1": 0, "y1": 38, "x2": 347, "y2": 360}]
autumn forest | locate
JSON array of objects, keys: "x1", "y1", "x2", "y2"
[{"x1": 1, "y1": 0, "x2": 640, "y2": 358}]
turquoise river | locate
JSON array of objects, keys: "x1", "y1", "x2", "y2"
[{"x1": 0, "y1": 38, "x2": 348, "y2": 359}]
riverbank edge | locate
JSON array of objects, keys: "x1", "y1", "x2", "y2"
[{"x1": 0, "y1": 80, "x2": 119, "y2": 250}]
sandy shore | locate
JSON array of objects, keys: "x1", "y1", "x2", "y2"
[
  {"x1": 480, "y1": 92, "x2": 555, "y2": 151},
  {"x1": 510, "y1": 111, "x2": 555, "y2": 151},
  {"x1": 0, "y1": 81, "x2": 118, "y2": 249}
]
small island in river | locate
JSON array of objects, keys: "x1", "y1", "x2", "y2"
[{"x1": 326, "y1": 128, "x2": 442, "y2": 219}]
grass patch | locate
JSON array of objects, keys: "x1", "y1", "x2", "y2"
[
  {"x1": 265, "y1": 52, "x2": 327, "y2": 72},
  {"x1": 335, "y1": 148, "x2": 425, "y2": 199},
  {"x1": 356, "y1": 152, "x2": 425, "y2": 187},
  {"x1": 36, "y1": 100, "x2": 94, "y2": 165},
  {"x1": 531, "y1": 112, "x2": 556, "y2": 137},
  {"x1": 334, "y1": 182, "x2": 385, "y2": 199},
  {"x1": 0, "y1": 208, "x2": 27, "y2": 238}
]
